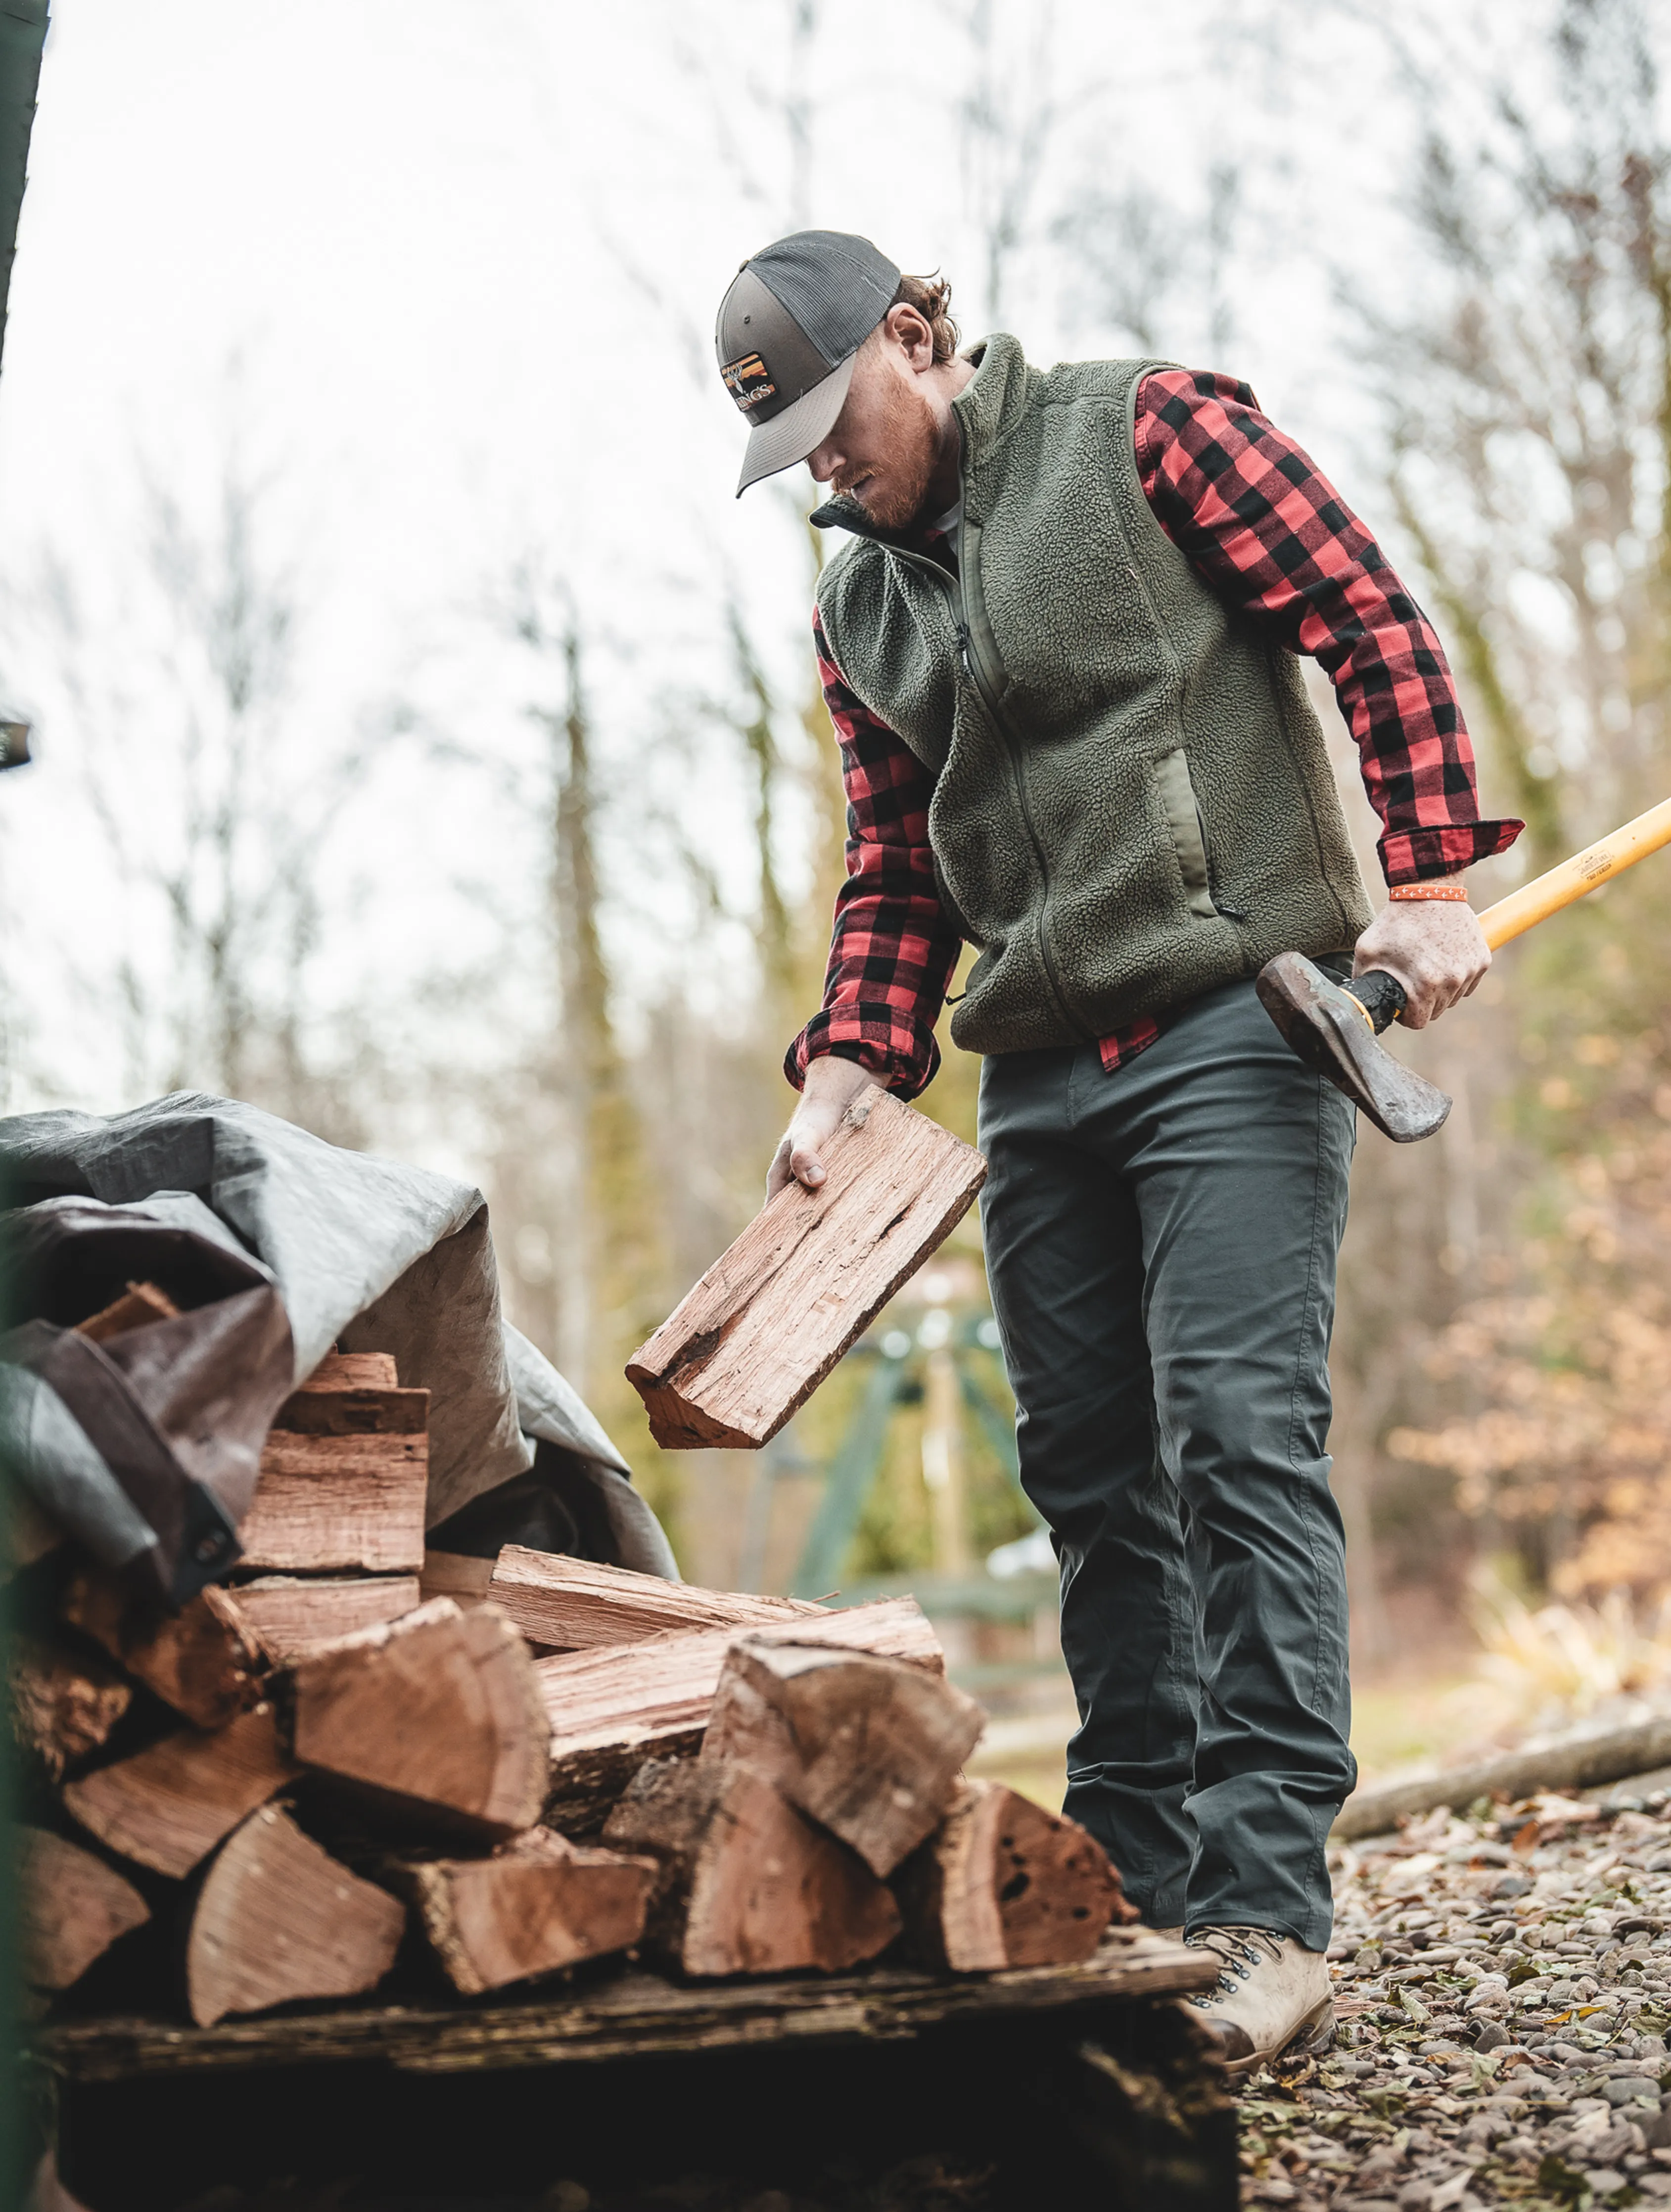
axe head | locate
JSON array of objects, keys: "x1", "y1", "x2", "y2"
[{"x1": 1255, "y1": 952, "x2": 1453, "y2": 1143}]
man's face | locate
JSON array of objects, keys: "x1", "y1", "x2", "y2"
[{"x1": 806, "y1": 331, "x2": 941, "y2": 531}]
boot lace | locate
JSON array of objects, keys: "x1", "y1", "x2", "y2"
[{"x1": 1186, "y1": 1925, "x2": 1286, "y2": 1998}]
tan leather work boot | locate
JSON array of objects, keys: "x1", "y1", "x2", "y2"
[{"x1": 1184, "y1": 1927, "x2": 1334, "y2": 2073}]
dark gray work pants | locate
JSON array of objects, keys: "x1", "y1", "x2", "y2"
[{"x1": 977, "y1": 975, "x2": 1356, "y2": 1948}]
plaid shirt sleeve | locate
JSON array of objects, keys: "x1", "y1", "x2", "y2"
[
  {"x1": 1134, "y1": 368, "x2": 1523, "y2": 884},
  {"x1": 784, "y1": 612, "x2": 964, "y2": 1099}
]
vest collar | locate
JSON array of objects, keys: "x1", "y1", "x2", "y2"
[{"x1": 810, "y1": 332, "x2": 1028, "y2": 542}]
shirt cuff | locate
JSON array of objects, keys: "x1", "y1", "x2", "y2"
[
  {"x1": 785, "y1": 1005, "x2": 943, "y2": 1101},
  {"x1": 1379, "y1": 819, "x2": 1525, "y2": 886}
]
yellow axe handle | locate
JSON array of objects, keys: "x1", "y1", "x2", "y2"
[{"x1": 1477, "y1": 795, "x2": 1671, "y2": 952}]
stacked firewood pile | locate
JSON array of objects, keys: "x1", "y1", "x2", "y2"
[{"x1": 14, "y1": 1334, "x2": 1130, "y2": 2028}]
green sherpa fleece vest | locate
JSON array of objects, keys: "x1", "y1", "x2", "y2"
[{"x1": 812, "y1": 334, "x2": 1374, "y2": 1056}]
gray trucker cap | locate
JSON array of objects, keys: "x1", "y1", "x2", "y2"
[{"x1": 716, "y1": 230, "x2": 901, "y2": 495}]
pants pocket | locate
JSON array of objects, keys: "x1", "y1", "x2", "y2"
[{"x1": 1152, "y1": 746, "x2": 1218, "y2": 921}]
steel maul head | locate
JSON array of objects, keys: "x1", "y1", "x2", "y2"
[{"x1": 1254, "y1": 952, "x2": 1453, "y2": 1143}]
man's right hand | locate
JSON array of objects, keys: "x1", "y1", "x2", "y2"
[{"x1": 766, "y1": 1055, "x2": 888, "y2": 1201}]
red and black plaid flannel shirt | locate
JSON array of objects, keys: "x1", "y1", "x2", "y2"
[{"x1": 788, "y1": 368, "x2": 1523, "y2": 1100}]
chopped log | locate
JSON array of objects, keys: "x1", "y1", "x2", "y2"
[
  {"x1": 8, "y1": 1631, "x2": 133, "y2": 1782},
  {"x1": 226, "y1": 1574, "x2": 421, "y2": 1661},
  {"x1": 62, "y1": 1569, "x2": 269, "y2": 1729},
  {"x1": 294, "y1": 1351, "x2": 398, "y2": 1390},
  {"x1": 287, "y1": 1597, "x2": 549, "y2": 1834},
  {"x1": 392, "y1": 1828, "x2": 656, "y2": 1995},
  {"x1": 19, "y1": 1828, "x2": 150, "y2": 1990},
  {"x1": 186, "y1": 1803, "x2": 406, "y2": 2026},
  {"x1": 419, "y1": 1550, "x2": 495, "y2": 1609},
  {"x1": 74, "y1": 1280, "x2": 181, "y2": 1344},
  {"x1": 488, "y1": 1545, "x2": 824, "y2": 1653},
  {"x1": 628, "y1": 1090, "x2": 986, "y2": 1450},
  {"x1": 537, "y1": 1596, "x2": 943, "y2": 1834},
  {"x1": 701, "y1": 1638, "x2": 984, "y2": 1876},
  {"x1": 896, "y1": 1782, "x2": 1127, "y2": 1972},
  {"x1": 274, "y1": 1354, "x2": 428, "y2": 1435},
  {"x1": 604, "y1": 1756, "x2": 900, "y2": 1977},
  {"x1": 238, "y1": 1433, "x2": 427, "y2": 1574},
  {"x1": 62, "y1": 1705, "x2": 299, "y2": 1878}
]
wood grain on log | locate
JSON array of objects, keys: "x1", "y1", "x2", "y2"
[
  {"x1": 19, "y1": 1828, "x2": 150, "y2": 1990},
  {"x1": 287, "y1": 1597, "x2": 548, "y2": 1834},
  {"x1": 627, "y1": 1092, "x2": 985, "y2": 1450},
  {"x1": 238, "y1": 1433, "x2": 427, "y2": 1574},
  {"x1": 488, "y1": 1546, "x2": 823, "y2": 1653},
  {"x1": 62, "y1": 1570, "x2": 269, "y2": 1729},
  {"x1": 393, "y1": 1828, "x2": 656, "y2": 1995},
  {"x1": 896, "y1": 1782, "x2": 1127, "y2": 1971},
  {"x1": 8, "y1": 1631, "x2": 133, "y2": 1781},
  {"x1": 30, "y1": 1925, "x2": 1218, "y2": 2079},
  {"x1": 603, "y1": 1756, "x2": 900, "y2": 1978},
  {"x1": 62, "y1": 1705, "x2": 299, "y2": 1878},
  {"x1": 186, "y1": 1804, "x2": 406, "y2": 2027},
  {"x1": 293, "y1": 1352, "x2": 399, "y2": 1391},
  {"x1": 419, "y1": 1551, "x2": 495, "y2": 1609},
  {"x1": 537, "y1": 1597, "x2": 941, "y2": 1833},
  {"x1": 702, "y1": 1638, "x2": 984, "y2": 1876},
  {"x1": 226, "y1": 1574, "x2": 421, "y2": 1661},
  {"x1": 74, "y1": 1280, "x2": 181, "y2": 1344}
]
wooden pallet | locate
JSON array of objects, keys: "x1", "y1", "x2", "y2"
[{"x1": 32, "y1": 1925, "x2": 1214, "y2": 2081}]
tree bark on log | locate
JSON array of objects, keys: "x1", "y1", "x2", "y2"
[
  {"x1": 62, "y1": 1705, "x2": 299, "y2": 1878},
  {"x1": 8, "y1": 1631, "x2": 133, "y2": 1782},
  {"x1": 286, "y1": 1597, "x2": 548, "y2": 1834},
  {"x1": 627, "y1": 1092, "x2": 986, "y2": 1449},
  {"x1": 226, "y1": 1574, "x2": 421, "y2": 1660},
  {"x1": 19, "y1": 1828, "x2": 150, "y2": 1991},
  {"x1": 62, "y1": 1570, "x2": 269, "y2": 1729},
  {"x1": 537, "y1": 1597, "x2": 941, "y2": 1834},
  {"x1": 186, "y1": 1803, "x2": 406, "y2": 2027},
  {"x1": 391, "y1": 1828, "x2": 656, "y2": 1995},
  {"x1": 701, "y1": 1638, "x2": 984, "y2": 1876},
  {"x1": 895, "y1": 1782, "x2": 1129, "y2": 1971},
  {"x1": 603, "y1": 1756, "x2": 901, "y2": 1978},
  {"x1": 488, "y1": 1545, "x2": 823, "y2": 1652}
]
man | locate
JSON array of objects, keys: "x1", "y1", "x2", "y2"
[{"x1": 714, "y1": 230, "x2": 1520, "y2": 2069}]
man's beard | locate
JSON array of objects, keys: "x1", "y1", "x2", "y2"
[{"x1": 846, "y1": 373, "x2": 941, "y2": 532}]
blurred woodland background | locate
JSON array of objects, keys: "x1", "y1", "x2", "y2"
[{"x1": 4, "y1": 0, "x2": 1671, "y2": 1773}]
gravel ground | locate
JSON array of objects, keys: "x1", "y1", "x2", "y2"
[{"x1": 1239, "y1": 1786, "x2": 1671, "y2": 2209}]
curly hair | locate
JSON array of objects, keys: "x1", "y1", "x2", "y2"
[{"x1": 889, "y1": 272, "x2": 961, "y2": 362}]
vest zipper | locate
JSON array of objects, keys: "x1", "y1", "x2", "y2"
[{"x1": 880, "y1": 527, "x2": 1091, "y2": 1045}]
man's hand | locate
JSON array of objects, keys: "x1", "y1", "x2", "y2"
[
  {"x1": 1351, "y1": 879, "x2": 1490, "y2": 1029},
  {"x1": 766, "y1": 1055, "x2": 888, "y2": 1200}
]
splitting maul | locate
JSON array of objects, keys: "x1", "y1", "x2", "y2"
[{"x1": 1257, "y1": 796, "x2": 1671, "y2": 1142}]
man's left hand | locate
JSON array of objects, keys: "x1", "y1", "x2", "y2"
[{"x1": 1351, "y1": 878, "x2": 1490, "y2": 1029}]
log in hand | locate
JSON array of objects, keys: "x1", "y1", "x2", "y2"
[
  {"x1": 766, "y1": 1054, "x2": 888, "y2": 1200},
  {"x1": 1351, "y1": 878, "x2": 1491, "y2": 1029}
]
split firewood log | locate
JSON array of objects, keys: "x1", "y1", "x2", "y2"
[
  {"x1": 537, "y1": 1596, "x2": 942, "y2": 1834},
  {"x1": 62, "y1": 1568, "x2": 269, "y2": 1730},
  {"x1": 627, "y1": 1090, "x2": 985, "y2": 1450},
  {"x1": 390, "y1": 1828, "x2": 657, "y2": 1995},
  {"x1": 894, "y1": 1781, "x2": 1130, "y2": 1971},
  {"x1": 238, "y1": 1434, "x2": 427, "y2": 1575},
  {"x1": 701, "y1": 1638, "x2": 984, "y2": 1877},
  {"x1": 603, "y1": 1755, "x2": 900, "y2": 1978},
  {"x1": 186, "y1": 1803, "x2": 406, "y2": 2027},
  {"x1": 274, "y1": 1350, "x2": 428, "y2": 1435},
  {"x1": 419, "y1": 1550, "x2": 495, "y2": 1609},
  {"x1": 285, "y1": 1597, "x2": 548, "y2": 1834},
  {"x1": 225, "y1": 1574, "x2": 421, "y2": 1661},
  {"x1": 19, "y1": 1827, "x2": 150, "y2": 1991},
  {"x1": 62, "y1": 1704, "x2": 299, "y2": 1879},
  {"x1": 74, "y1": 1279, "x2": 181, "y2": 1343},
  {"x1": 487, "y1": 1545, "x2": 824, "y2": 1653},
  {"x1": 8, "y1": 1630, "x2": 133, "y2": 1782}
]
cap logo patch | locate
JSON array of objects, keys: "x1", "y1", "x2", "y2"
[{"x1": 722, "y1": 352, "x2": 777, "y2": 411}]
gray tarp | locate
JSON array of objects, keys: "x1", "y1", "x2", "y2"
[{"x1": 0, "y1": 1092, "x2": 675, "y2": 1579}]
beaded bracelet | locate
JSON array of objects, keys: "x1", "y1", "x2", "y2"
[{"x1": 1387, "y1": 883, "x2": 1470, "y2": 902}]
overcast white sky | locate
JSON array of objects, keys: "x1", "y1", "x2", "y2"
[{"x1": 0, "y1": 0, "x2": 1538, "y2": 1154}]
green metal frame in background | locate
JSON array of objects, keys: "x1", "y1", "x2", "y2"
[{"x1": 0, "y1": 0, "x2": 47, "y2": 380}]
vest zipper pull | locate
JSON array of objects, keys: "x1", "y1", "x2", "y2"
[{"x1": 956, "y1": 622, "x2": 975, "y2": 679}]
